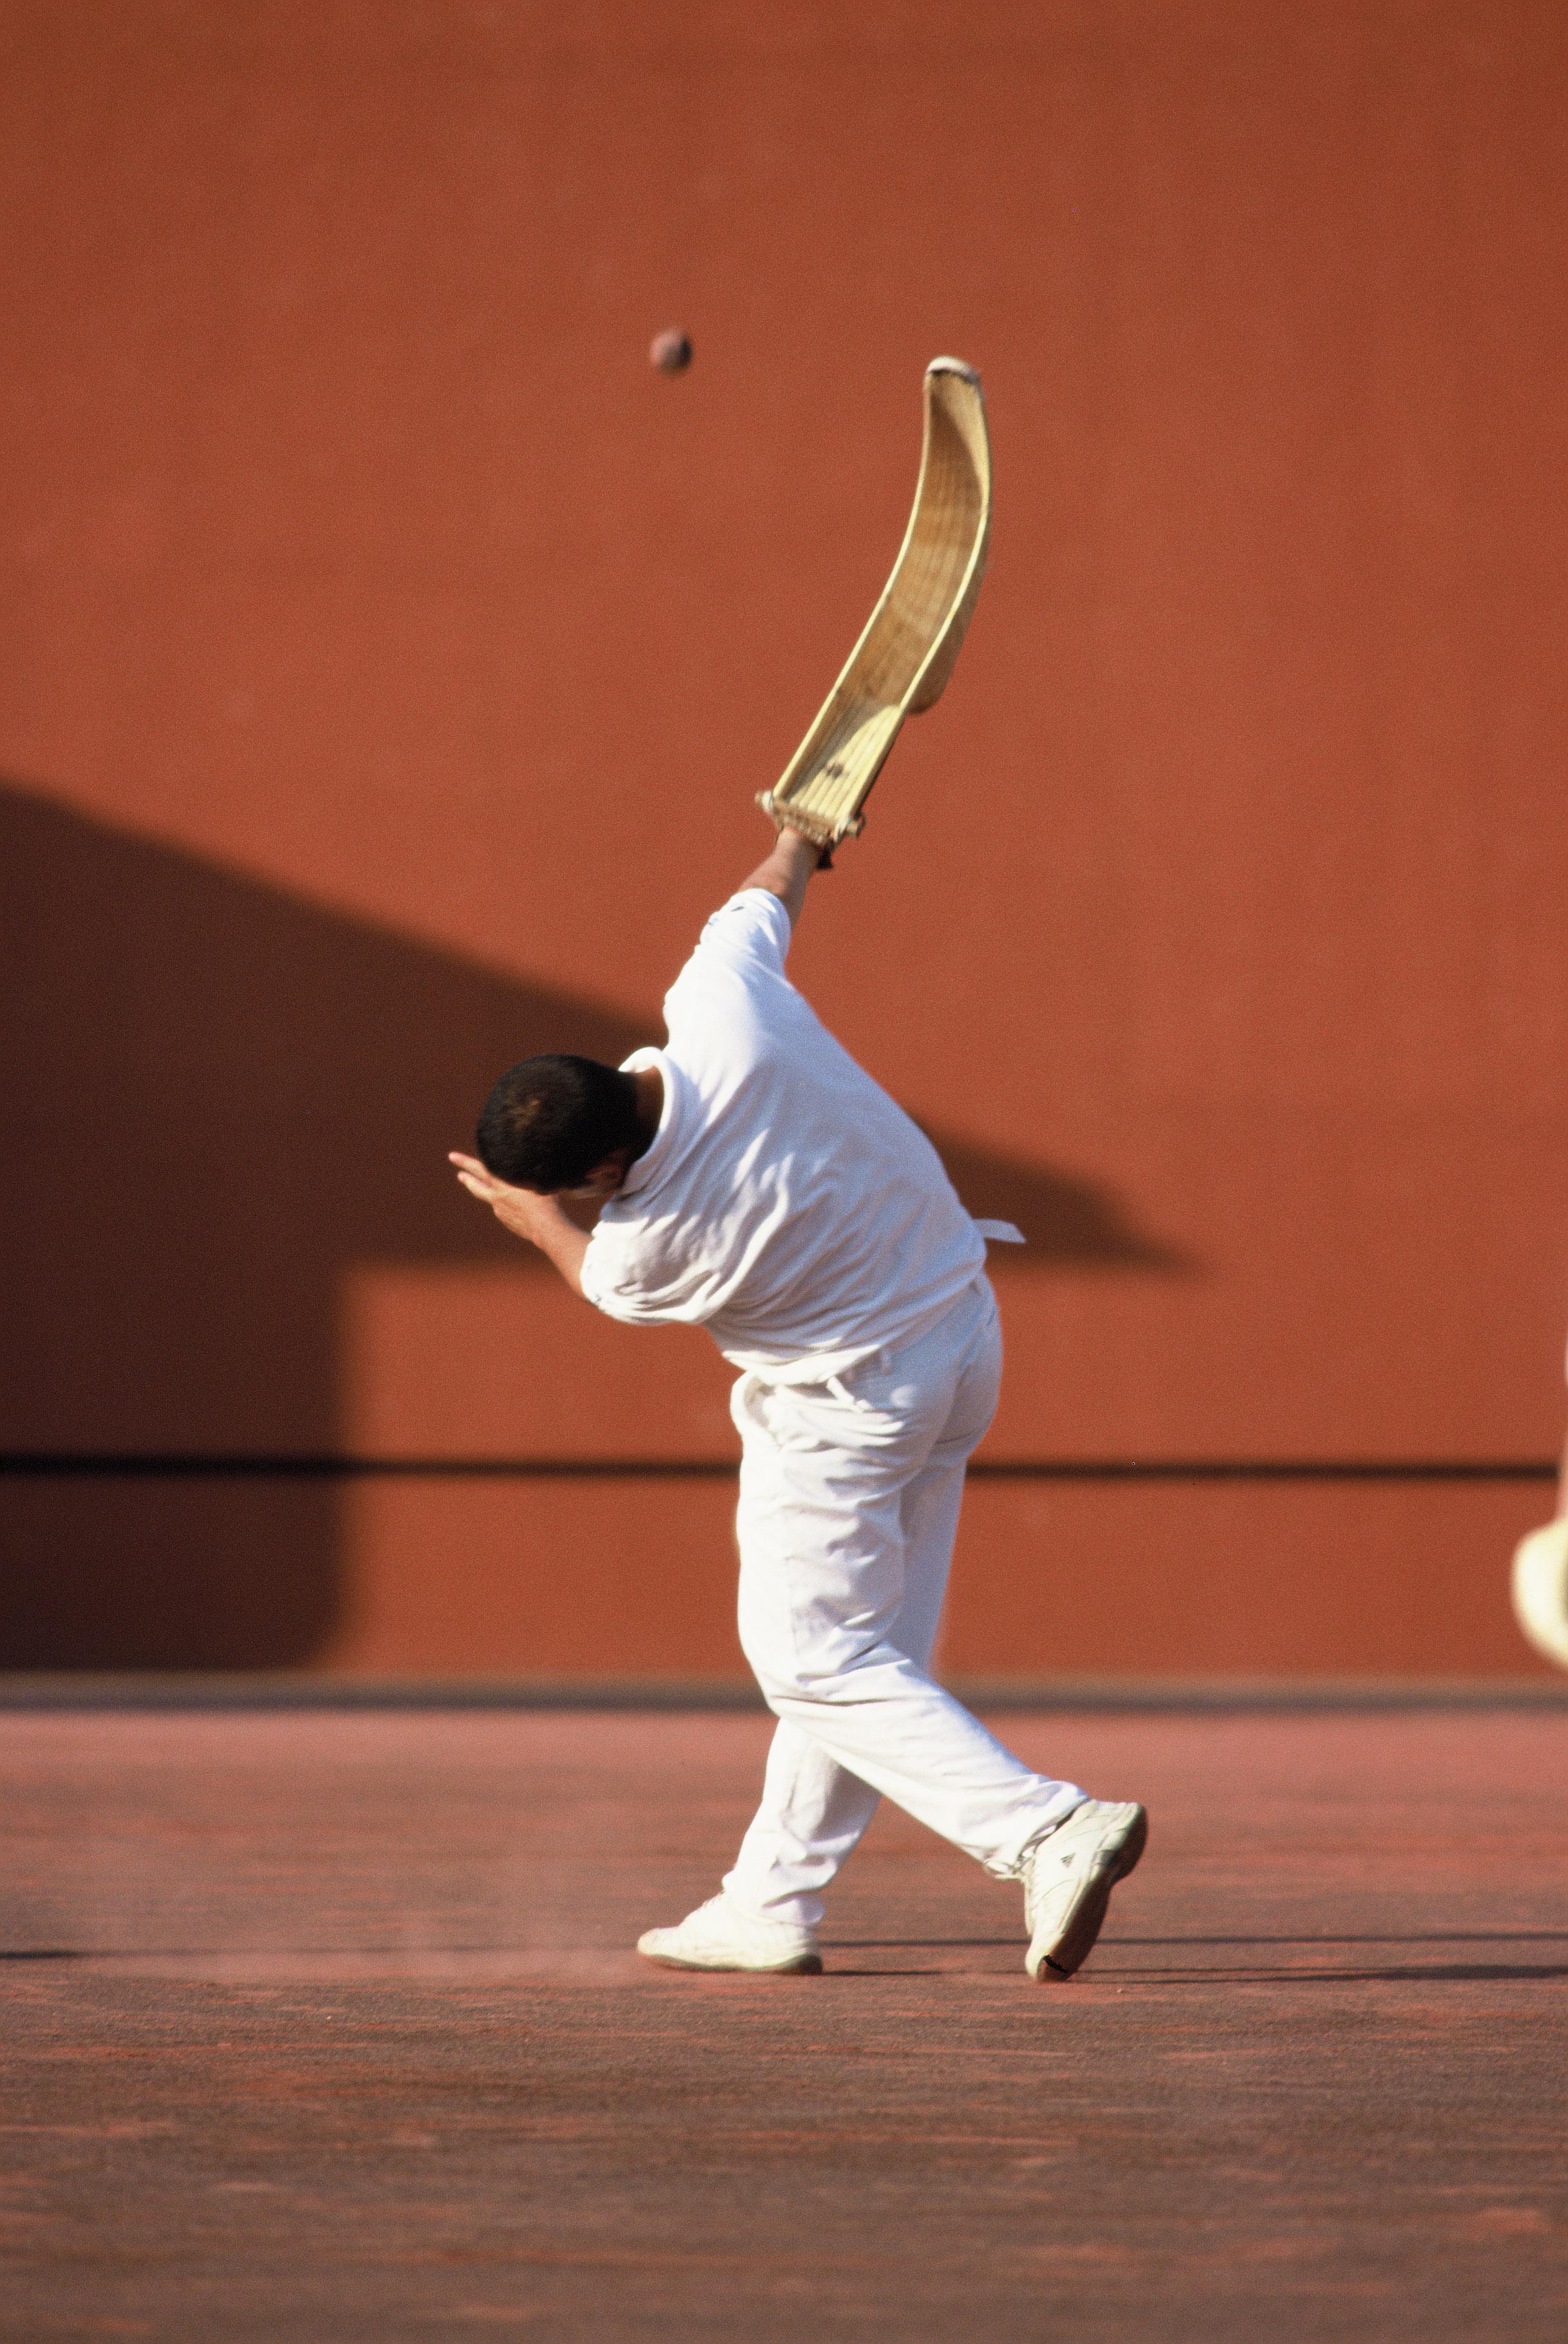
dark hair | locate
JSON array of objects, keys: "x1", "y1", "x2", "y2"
[{"x1": 475, "y1": 1054, "x2": 641, "y2": 1193}]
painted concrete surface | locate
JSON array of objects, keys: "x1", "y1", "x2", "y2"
[
  {"x1": 3, "y1": 1705, "x2": 1565, "y2": 2339},
  {"x1": 5, "y1": 3, "x2": 1568, "y2": 1673}
]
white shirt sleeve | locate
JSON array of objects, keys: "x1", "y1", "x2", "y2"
[
  {"x1": 579, "y1": 1225, "x2": 735, "y2": 1327},
  {"x1": 668, "y1": 889, "x2": 791, "y2": 998},
  {"x1": 577, "y1": 896, "x2": 792, "y2": 1329}
]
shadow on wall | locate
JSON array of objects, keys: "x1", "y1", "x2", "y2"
[{"x1": 0, "y1": 784, "x2": 1177, "y2": 1668}]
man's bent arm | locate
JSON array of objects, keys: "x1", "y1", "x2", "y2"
[
  {"x1": 449, "y1": 1154, "x2": 592, "y2": 1295},
  {"x1": 738, "y1": 825, "x2": 825, "y2": 931}
]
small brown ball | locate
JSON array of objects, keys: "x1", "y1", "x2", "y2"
[{"x1": 649, "y1": 328, "x2": 693, "y2": 374}]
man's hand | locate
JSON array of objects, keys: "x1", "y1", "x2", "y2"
[
  {"x1": 449, "y1": 1153, "x2": 592, "y2": 1294},
  {"x1": 450, "y1": 1152, "x2": 559, "y2": 1241}
]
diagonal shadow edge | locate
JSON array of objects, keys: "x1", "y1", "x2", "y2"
[{"x1": 0, "y1": 780, "x2": 1183, "y2": 1667}]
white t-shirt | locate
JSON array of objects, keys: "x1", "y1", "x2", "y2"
[{"x1": 579, "y1": 889, "x2": 991, "y2": 1372}]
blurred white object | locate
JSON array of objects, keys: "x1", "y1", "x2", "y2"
[{"x1": 1511, "y1": 1516, "x2": 1568, "y2": 1669}]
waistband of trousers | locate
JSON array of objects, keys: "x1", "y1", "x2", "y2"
[{"x1": 722, "y1": 1270, "x2": 993, "y2": 1392}]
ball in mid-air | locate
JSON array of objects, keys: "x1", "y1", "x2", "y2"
[{"x1": 649, "y1": 327, "x2": 693, "y2": 374}]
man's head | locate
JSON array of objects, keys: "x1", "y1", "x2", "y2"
[{"x1": 476, "y1": 1054, "x2": 642, "y2": 1198}]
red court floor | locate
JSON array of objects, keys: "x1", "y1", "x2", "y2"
[{"x1": 3, "y1": 1703, "x2": 1565, "y2": 2341}]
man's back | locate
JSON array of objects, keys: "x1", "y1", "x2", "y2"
[{"x1": 579, "y1": 889, "x2": 985, "y2": 1367}]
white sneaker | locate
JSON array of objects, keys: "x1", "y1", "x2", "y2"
[
  {"x1": 1021, "y1": 1799, "x2": 1148, "y2": 1982},
  {"x1": 636, "y1": 1894, "x2": 823, "y2": 1975}
]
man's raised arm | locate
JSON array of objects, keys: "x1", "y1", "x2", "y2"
[{"x1": 737, "y1": 825, "x2": 828, "y2": 930}]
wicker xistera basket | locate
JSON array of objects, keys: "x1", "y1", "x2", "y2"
[{"x1": 759, "y1": 357, "x2": 992, "y2": 851}]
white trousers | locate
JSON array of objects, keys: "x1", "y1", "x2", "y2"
[{"x1": 722, "y1": 1277, "x2": 1084, "y2": 1928}]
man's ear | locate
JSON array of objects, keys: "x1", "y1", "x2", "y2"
[{"x1": 586, "y1": 1149, "x2": 632, "y2": 1194}]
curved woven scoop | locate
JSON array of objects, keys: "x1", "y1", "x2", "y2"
[{"x1": 758, "y1": 358, "x2": 992, "y2": 849}]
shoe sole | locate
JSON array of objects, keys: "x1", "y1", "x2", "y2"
[
  {"x1": 637, "y1": 1947, "x2": 824, "y2": 1975},
  {"x1": 1027, "y1": 1806, "x2": 1148, "y2": 1984}
]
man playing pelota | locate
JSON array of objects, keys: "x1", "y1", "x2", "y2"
[{"x1": 450, "y1": 824, "x2": 1147, "y2": 1981}]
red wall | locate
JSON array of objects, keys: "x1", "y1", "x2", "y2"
[{"x1": 3, "y1": 1, "x2": 1565, "y2": 1677}]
